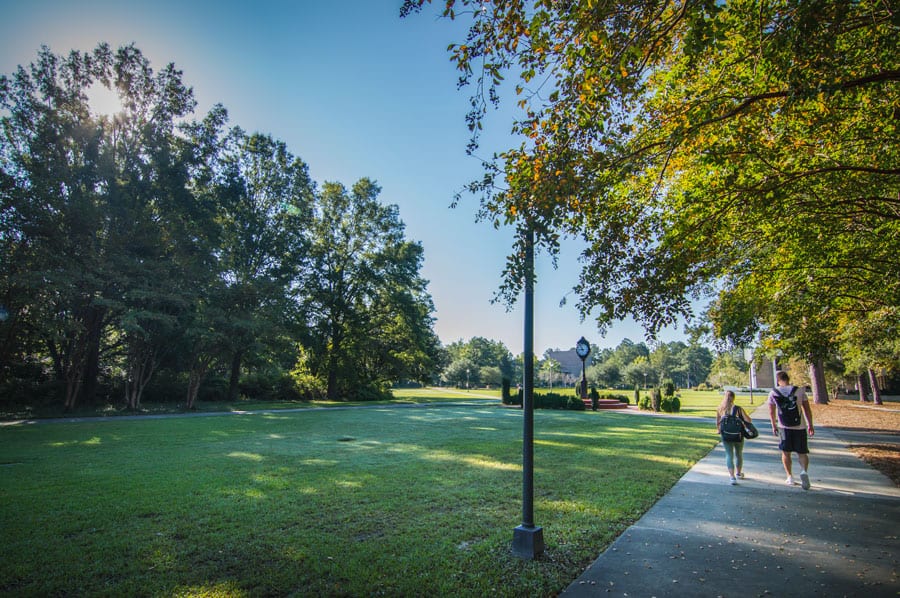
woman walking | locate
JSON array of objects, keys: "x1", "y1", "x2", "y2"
[{"x1": 716, "y1": 390, "x2": 753, "y2": 485}]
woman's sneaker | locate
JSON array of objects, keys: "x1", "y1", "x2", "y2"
[{"x1": 730, "y1": 477, "x2": 738, "y2": 485}]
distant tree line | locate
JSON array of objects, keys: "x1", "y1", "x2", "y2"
[
  {"x1": 441, "y1": 336, "x2": 720, "y2": 391},
  {"x1": 0, "y1": 43, "x2": 442, "y2": 410}
]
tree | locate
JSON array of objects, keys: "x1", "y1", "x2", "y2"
[
  {"x1": 298, "y1": 179, "x2": 440, "y2": 399},
  {"x1": 707, "y1": 352, "x2": 747, "y2": 389},
  {"x1": 445, "y1": 336, "x2": 515, "y2": 380},
  {"x1": 622, "y1": 356, "x2": 653, "y2": 389},
  {"x1": 0, "y1": 43, "x2": 206, "y2": 409},
  {"x1": 402, "y1": 1, "x2": 899, "y2": 381},
  {"x1": 672, "y1": 343, "x2": 713, "y2": 389},
  {"x1": 201, "y1": 127, "x2": 315, "y2": 401},
  {"x1": 837, "y1": 308, "x2": 900, "y2": 405},
  {"x1": 444, "y1": 358, "x2": 478, "y2": 388},
  {"x1": 539, "y1": 357, "x2": 562, "y2": 388},
  {"x1": 586, "y1": 359, "x2": 620, "y2": 389}
]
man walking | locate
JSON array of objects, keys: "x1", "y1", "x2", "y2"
[{"x1": 768, "y1": 370, "x2": 815, "y2": 489}]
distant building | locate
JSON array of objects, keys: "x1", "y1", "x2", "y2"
[
  {"x1": 545, "y1": 348, "x2": 591, "y2": 386},
  {"x1": 750, "y1": 357, "x2": 776, "y2": 389}
]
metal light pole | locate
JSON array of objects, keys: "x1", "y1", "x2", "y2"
[{"x1": 512, "y1": 225, "x2": 543, "y2": 559}]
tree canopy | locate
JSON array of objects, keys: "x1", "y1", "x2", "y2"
[
  {"x1": 0, "y1": 43, "x2": 441, "y2": 408},
  {"x1": 401, "y1": 0, "x2": 900, "y2": 390}
]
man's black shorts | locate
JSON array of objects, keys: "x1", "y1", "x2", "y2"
[{"x1": 779, "y1": 428, "x2": 809, "y2": 454}]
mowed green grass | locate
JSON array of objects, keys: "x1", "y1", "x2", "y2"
[
  {"x1": 393, "y1": 386, "x2": 735, "y2": 419},
  {"x1": 0, "y1": 405, "x2": 717, "y2": 596}
]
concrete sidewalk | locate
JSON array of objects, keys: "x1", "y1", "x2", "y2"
[{"x1": 563, "y1": 406, "x2": 899, "y2": 597}]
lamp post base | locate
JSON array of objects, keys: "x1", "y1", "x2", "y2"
[{"x1": 512, "y1": 524, "x2": 544, "y2": 559}]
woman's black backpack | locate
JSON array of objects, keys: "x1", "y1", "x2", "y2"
[{"x1": 721, "y1": 406, "x2": 744, "y2": 442}]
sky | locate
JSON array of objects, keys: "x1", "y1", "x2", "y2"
[{"x1": 1, "y1": 0, "x2": 693, "y2": 355}]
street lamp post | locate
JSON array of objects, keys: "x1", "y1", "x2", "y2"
[
  {"x1": 512, "y1": 225, "x2": 543, "y2": 560},
  {"x1": 576, "y1": 336, "x2": 590, "y2": 407}
]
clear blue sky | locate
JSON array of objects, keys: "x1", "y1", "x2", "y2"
[{"x1": 1, "y1": 0, "x2": 691, "y2": 355}]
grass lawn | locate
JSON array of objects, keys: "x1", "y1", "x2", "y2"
[{"x1": 0, "y1": 404, "x2": 718, "y2": 596}]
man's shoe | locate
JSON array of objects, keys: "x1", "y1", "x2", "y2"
[
  {"x1": 785, "y1": 476, "x2": 794, "y2": 486},
  {"x1": 800, "y1": 471, "x2": 810, "y2": 490}
]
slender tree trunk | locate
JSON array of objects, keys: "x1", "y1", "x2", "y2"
[
  {"x1": 64, "y1": 370, "x2": 83, "y2": 411},
  {"x1": 857, "y1": 373, "x2": 869, "y2": 402},
  {"x1": 80, "y1": 320, "x2": 102, "y2": 404},
  {"x1": 46, "y1": 338, "x2": 64, "y2": 382},
  {"x1": 868, "y1": 368, "x2": 883, "y2": 405},
  {"x1": 78, "y1": 305, "x2": 107, "y2": 404},
  {"x1": 186, "y1": 355, "x2": 212, "y2": 409},
  {"x1": 125, "y1": 348, "x2": 157, "y2": 410},
  {"x1": 807, "y1": 358, "x2": 828, "y2": 404},
  {"x1": 228, "y1": 350, "x2": 243, "y2": 402}
]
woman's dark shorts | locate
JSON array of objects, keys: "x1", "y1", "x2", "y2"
[{"x1": 779, "y1": 428, "x2": 809, "y2": 454}]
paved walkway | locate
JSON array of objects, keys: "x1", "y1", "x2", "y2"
[{"x1": 563, "y1": 405, "x2": 900, "y2": 597}]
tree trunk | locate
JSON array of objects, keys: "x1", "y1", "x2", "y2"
[
  {"x1": 228, "y1": 350, "x2": 243, "y2": 402},
  {"x1": 64, "y1": 369, "x2": 83, "y2": 411},
  {"x1": 78, "y1": 305, "x2": 107, "y2": 404},
  {"x1": 857, "y1": 373, "x2": 869, "y2": 402},
  {"x1": 186, "y1": 355, "x2": 212, "y2": 409},
  {"x1": 808, "y1": 358, "x2": 828, "y2": 404},
  {"x1": 125, "y1": 347, "x2": 157, "y2": 410},
  {"x1": 868, "y1": 368, "x2": 883, "y2": 406}
]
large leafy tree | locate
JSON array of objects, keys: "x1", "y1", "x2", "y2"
[
  {"x1": 298, "y1": 179, "x2": 440, "y2": 399},
  {"x1": 199, "y1": 126, "x2": 315, "y2": 401},
  {"x1": 402, "y1": 1, "x2": 900, "y2": 385},
  {"x1": 0, "y1": 43, "x2": 205, "y2": 408},
  {"x1": 445, "y1": 336, "x2": 515, "y2": 381}
]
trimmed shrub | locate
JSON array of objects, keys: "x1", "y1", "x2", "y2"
[
  {"x1": 501, "y1": 377, "x2": 512, "y2": 403},
  {"x1": 660, "y1": 394, "x2": 681, "y2": 413},
  {"x1": 566, "y1": 396, "x2": 586, "y2": 410},
  {"x1": 638, "y1": 393, "x2": 653, "y2": 411},
  {"x1": 662, "y1": 379, "x2": 677, "y2": 398}
]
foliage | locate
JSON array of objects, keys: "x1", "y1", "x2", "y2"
[
  {"x1": 707, "y1": 351, "x2": 748, "y2": 389},
  {"x1": 660, "y1": 394, "x2": 681, "y2": 414},
  {"x1": 0, "y1": 43, "x2": 443, "y2": 409},
  {"x1": 638, "y1": 393, "x2": 652, "y2": 411},
  {"x1": 401, "y1": 0, "x2": 900, "y2": 397},
  {"x1": 445, "y1": 336, "x2": 515, "y2": 382}
]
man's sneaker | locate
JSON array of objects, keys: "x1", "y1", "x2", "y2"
[
  {"x1": 730, "y1": 477, "x2": 738, "y2": 485},
  {"x1": 800, "y1": 471, "x2": 810, "y2": 490},
  {"x1": 786, "y1": 476, "x2": 794, "y2": 486}
]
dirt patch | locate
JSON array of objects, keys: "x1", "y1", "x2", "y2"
[{"x1": 812, "y1": 399, "x2": 900, "y2": 486}]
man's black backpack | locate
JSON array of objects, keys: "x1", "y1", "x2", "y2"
[
  {"x1": 772, "y1": 386, "x2": 801, "y2": 427},
  {"x1": 720, "y1": 406, "x2": 744, "y2": 442}
]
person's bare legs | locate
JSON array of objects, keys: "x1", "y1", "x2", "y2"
[
  {"x1": 782, "y1": 451, "x2": 794, "y2": 484},
  {"x1": 798, "y1": 453, "x2": 810, "y2": 489}
]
